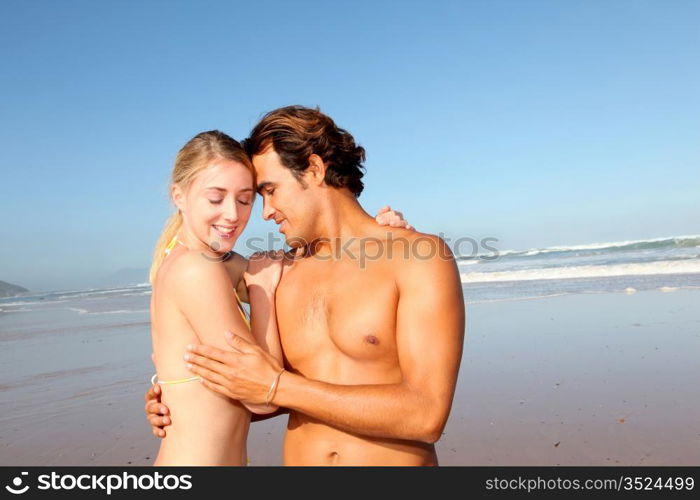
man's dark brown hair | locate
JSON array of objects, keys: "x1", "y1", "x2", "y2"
[{"x1": 243, "y1": 105, "x2": 366, "y2": 197}]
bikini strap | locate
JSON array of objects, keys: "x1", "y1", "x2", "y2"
[
  {"x1": 233, "y1": 289, "x2": 250, "y2": 329},
  {"x1": 164, "y1": 235, "x2": 179, "y2": 256}
]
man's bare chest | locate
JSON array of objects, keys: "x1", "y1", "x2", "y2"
[{"x1": 275, "y1": 258, "x2": 399, "y2": 365}]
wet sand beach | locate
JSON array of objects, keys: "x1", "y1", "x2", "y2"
[{"x1": 1, "y1": 287, "x2": 698, "y2": 466}]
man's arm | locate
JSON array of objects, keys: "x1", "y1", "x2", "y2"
[
  {"x1": 186, "y1": 235, "x2": 464, "y2": 443},
  {"x1": 222, "y1": 251, "x2": 250, "y2": 303},
  {"x1": 244, "y1": 251, "x2": 284, "y2": 362}
]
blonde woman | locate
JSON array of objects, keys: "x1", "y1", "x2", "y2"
[
  {"x1": 149, "y1": 130, "x2": 284, "y2": 465},
  {"x1": 148, "y1": 130, "x2": 410, "y2": 465}
]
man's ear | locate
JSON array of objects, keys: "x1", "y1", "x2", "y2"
[
  {"x1": 171, "y1": 184, "x2": 186, "y2": 212},
  {"x1": 306, "y1": 154, "x2": 327, "y2": 186}
]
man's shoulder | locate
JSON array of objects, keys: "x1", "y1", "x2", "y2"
[
  {"x1": 384, "y1": 230, "x2": 455, "y2": 264},
  {"x1": 381, "y1": 231, "x2": 459, "y2": 292},
  {"x1": 383, "y1": 234, "x2": 463, "y2": 317}
]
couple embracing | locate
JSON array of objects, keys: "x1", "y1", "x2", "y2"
[{"x1": 145, "y1": 105, "x2": 465, "y2": 466}]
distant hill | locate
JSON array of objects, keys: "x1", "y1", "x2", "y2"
[{"x1": 0, "y1": 280, "x2": 29, "y2": 298}]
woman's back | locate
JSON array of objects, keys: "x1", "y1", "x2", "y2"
[{"x1": 150, "y1": 246, "x2": 251, "y2": 465}]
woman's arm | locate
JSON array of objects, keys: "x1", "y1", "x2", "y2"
[
  {"x1": 144, "y1": 250, "x2": 284, "y2": 433},
  {"x1": 170, "y1": 250, "x2": 278, "y2": 414}
]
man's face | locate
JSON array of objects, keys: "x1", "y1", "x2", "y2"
[{"x1": 252, "y1": 147, "x2": 318, "y2": 247}]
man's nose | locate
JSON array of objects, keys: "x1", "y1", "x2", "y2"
[{"x1": 262, "y1": 197, "x2": 275, "y2": 221}]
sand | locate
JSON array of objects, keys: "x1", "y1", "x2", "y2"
[{"x1": 1, "y1": 288, "x2": 698, "y2": 466}]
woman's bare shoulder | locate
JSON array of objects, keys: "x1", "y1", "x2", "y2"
[{"x1": 160, "y1": 250, "x2": 232, "y2": 294}]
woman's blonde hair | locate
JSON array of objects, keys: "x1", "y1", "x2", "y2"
[{"x1": 149, "y1": 130, "x2": 254, "y2": 284}]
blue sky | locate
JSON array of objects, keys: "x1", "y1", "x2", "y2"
[{"x1": 1, "y1": 0, "x2": 698, "y2": 291}]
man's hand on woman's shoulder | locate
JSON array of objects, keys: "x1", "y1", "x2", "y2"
[{"x1": 375, "y1": 205, "x2": 414, "y2": 230}]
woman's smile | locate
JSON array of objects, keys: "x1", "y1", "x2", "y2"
[{"x1": 212, "y1": 224, "x2": 237, "y2": 239}]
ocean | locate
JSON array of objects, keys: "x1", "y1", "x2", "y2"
[
  {"x1": 458, "y1": 234, "x2": 700, "y2": 302},
  {"x1": 3, "y1": 234, "x2": 699, "y2": 316}
]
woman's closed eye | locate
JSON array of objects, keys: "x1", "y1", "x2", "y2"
[{"x1": 208, "y1": 198, "x2": 224, "y2": 205}]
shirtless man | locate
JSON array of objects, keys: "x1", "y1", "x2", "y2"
[{"x1": 146, "y1": 106, "x2": 465, "y2": 465}]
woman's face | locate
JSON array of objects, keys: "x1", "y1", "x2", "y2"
[{"x1": 173, "y1": 159, "x2": 254, "y2": 254}]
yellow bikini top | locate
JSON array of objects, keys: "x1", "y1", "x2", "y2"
[{"x1": 153, "y1": 236, "x2": 249, "y2": 385}]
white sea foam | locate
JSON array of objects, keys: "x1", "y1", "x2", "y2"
[
  {"x1": 56, "y1": 286, "x2": 149, "y2": 300},
  {"x1": 120, "y1": 291, "x2": 152, "y2": 297},
  {"x1": 0, "y1": 301, "x2": 34, "y2": 307},
  {"x1": 460, "y1": 259, "x2": 700, "y2": 283},
  {"x1": 65, "y1": 284, "x2": 152, "y2": 294},
  {"x1": 69, "y1": 307, "x2": 148, "y2": 315},
  {"x1": 91, "y1": 309, "x2": 149, "y2": 315},
  {"x1": 469, "y1": 292, "x2": 572, "y2": 305},
  {"x1": 457, "y1": 260, "x2": 480, "y2": 267},
  {"x1": 0, "y1": 299, "x2": 69, "y2": 307}
]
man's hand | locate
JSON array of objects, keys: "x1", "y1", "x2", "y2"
[
  {"x1": 375, "y1": 205, "x2": 413, "y2": 230},
  {"x1": 144, "y1": 383, "x2": 171, "y2": 438},
  {"x1": 184, "y1": 332, "x2": 284, "y2": 405}
]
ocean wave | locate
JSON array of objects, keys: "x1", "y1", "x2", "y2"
[
  {"x1": 459, "y1": 234, "x2": 700, "y2": 261},
  {"x1": 457, "y1": 259, "x2": 480, "y2": 267},
  {"x1": 119, "y1": 290, "x2": 152, "y2": 297},
  {"x1": 90, "y1": 309, "x2": 149, "y2": 315},
  {"x1": 469, "y1": 292, "x2": 573, "y2": 304},
  {"x1": 69, "y1": 308, "x2": 149, "y2": 315},
  {"x1": 0, "y1": 300, "x2": 35, "y2": 307},
  {"x1": 460, "y1": 259, "x2": 700, "y2": 283},
  {"x1": 0, "y1": 299, "x2": 69, "y2": 308},
  {"x1": 56, "y1": 285, "x2": 151, "y2": 300}
]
